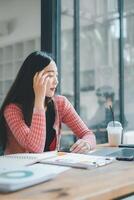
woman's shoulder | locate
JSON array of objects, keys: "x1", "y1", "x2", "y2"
[
  {"x1": 54, "y1": 95, "x2": 69, "y2": 104},
  {"x1": 4, "y1": 103, "x2": 22, "y2": 114},
  {"x1": 4, "y1": 103, "x2": 24, "y2": 123},
  {"x1": 54, "y1": 95, "x2": 72, "y2": 110}
]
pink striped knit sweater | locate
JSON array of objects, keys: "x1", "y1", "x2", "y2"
[{"x1": 4, "y1": 95, "x2": 96, "y2": 154}]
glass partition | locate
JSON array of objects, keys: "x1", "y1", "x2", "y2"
[
  {"x1": 61, "y1": 0, "x2": 74, "y2": 106},
  {"x1": 80, "y1": 0, "x2": 120, "y2": 143},
  {"x1": 124, "y1": 1, "x2": 134, "y2": 130}
]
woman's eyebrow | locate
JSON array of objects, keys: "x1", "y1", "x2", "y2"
[
  {"x1": 46, "y1": 70, "x2": 58, "y2": 75},
  {"x1": 46, "y1": 70, "x2": 55, "y2": 73}
]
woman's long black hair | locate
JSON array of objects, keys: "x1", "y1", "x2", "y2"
[{"x1": 0, "y1": 51, "x2": 54, "y2": 151}]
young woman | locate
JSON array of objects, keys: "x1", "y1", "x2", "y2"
[{"x1": 0, "y1": 51, "x2": 96, "y2": 155}]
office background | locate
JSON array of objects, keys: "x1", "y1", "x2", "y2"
[{"x1": 0, "y1": 0, "x2": 134, "y2": 144}]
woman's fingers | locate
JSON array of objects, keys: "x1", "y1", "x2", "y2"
[
  {"x1": 70, "y1": 139, "x2": 91, "y2": 153},
  {"x1": 37, "y1": 72, "x2": 48, "y2": 84},
  {"x1": 33, "y1": 72, "x2": 38, "y2": 83},
  {"x1": 70, "y1": 140, "x2": 83, "y2": 152},
  {"x1": 37, "y1": 69, "x2": 45, "y2": 79},
  {"x1": 33, "y1": 70, "x2": 50, "y2": 101},
  {"x1": 34, "y1": 71, "x2": 49, "y2": 87},
  {"x1": 40, "y1": 74, "x2": 49, "y2": 86}
]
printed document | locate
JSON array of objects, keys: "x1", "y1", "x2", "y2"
[{"x1": 40, "y1": 152, "x2": 115, "y2": 169}]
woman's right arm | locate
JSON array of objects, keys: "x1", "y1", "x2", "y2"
[
  {"x1": 4, "y1": 104, "x2": 46, "y2": 153},
  {"x1": 4, "y1": 69, "x2": 50, "y2": 153}
]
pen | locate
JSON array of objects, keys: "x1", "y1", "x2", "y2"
[
  {"x1": 118, "y1": 144, "x2": 134, "y2": 148},
  {"x1": 56, "y1": 134, "x2": 61, "y2": 152}
]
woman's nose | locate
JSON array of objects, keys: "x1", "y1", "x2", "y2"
[{"x1": 54, "y1": 77, "x2": 58, "y2": 85}]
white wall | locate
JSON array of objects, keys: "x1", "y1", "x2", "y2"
[{"x1": 0, "y1": 0, "x2": 40, "y2": 47}]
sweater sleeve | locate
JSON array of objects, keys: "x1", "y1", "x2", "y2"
[
  {"x1": 59, "y1": 96, "x2": 96, "y2": 150},
  {"x1": 4, "y1": 104, "x2": 46, "y2": 153}
]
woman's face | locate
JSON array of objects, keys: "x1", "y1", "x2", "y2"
[{"x1": 44, "y1": 61, "x2": 58, "y2": 97}]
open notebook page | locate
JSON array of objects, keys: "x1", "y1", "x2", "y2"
[{"x1": 0, "y1": 151, "x2": 58, "y2": 171}]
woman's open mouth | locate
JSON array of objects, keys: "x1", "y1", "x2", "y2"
[{"x1": 50, "y1": 88, "x2": 56, "y2": 92}]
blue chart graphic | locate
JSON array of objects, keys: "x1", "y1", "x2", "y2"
[{"x1": 0, "y1": 170, "x2": 33, "y2": 179}]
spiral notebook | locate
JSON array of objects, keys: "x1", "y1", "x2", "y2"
[{"x1": 0, "y1": 151, "x2": 57, "y2": 171}]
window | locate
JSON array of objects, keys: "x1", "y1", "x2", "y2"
[
  {"x1": 0, "y1": 0, "x2": 40, "y2": 106},
  {"x1": 80, "y1": 0, "x2": 120, "y2": 143}
]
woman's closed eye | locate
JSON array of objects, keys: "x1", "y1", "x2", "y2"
[
  {"x1": 48, "y1": 75, "x2": 54, "y2": 78},
  {"x1": 48, "y1": 74, "x2": 58, "y2": 79}
]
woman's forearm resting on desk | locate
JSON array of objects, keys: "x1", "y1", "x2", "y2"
[{"x1": 60, "y1": 96, "x2": 96, "y2": 153}]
